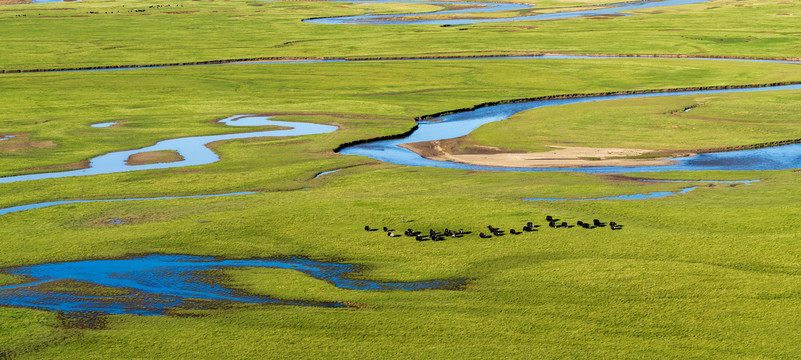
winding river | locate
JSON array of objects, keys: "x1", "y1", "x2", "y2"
[
  {"x1": 2, "y1": 0, "x2": 799, "y2": 317},
  {"x1": 0, "y1": 115, "x2": 337, "y2": 184},
  {"x1": 2, "y1": 83, "x2": 800, "y2": 187},
  {"x1": 305, "y1": 0, "x2": 714, "y2": 26},
  {"x1": 7, "y1": 0, "x2": 716, "y2": 25},
  {"x1": 0, "y1": 254, "x2": 466, "y2": 315},
  {"x1": 340, "y1": 84, "x2": 801, "y2": 173}
]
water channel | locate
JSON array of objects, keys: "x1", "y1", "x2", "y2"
[{"x1": 305, "y1": 0, "x2": 714, "y2": 26}]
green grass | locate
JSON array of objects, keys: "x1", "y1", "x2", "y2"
[
  {"x1": 466, "y1": 90, "x2": 801, "y2": 153},
  {"x1": 1, "y1": 60, "x2": 800, "y2": 356},
  {"x1": 3, "y1": 0, "x2": 801, "y2": 357},
  {"x1": 4, "y1": 165, "x2": 801, "y2": 358},
  {"x1": 0, "y1": 0, "x2": 799, "y2": 70},
  {"x1": 0, "y1": 58, "x2": 799, "y2": 177}
]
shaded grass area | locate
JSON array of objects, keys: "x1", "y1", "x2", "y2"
[
  {"x1": 0, "y1": 0, "x2": 799, "y2": 69},
  {"x1": 465, "y1": 90, "x2": 801, "y2": 153}
]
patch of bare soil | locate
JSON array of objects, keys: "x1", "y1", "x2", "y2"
[
  {"x1": 402, "y1": 137, "x2": 683, "y2": 168},
  {"x1": 25, "y1": 160, "x2": 89, "y2": 172},
  {"x1": 126, "y1": 150, "x2": 184, "y2": 165},
  {"x1": 0, "y1": 133, "x2": 57, "y2": 153}
]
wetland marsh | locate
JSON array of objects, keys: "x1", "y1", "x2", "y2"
[{"x1": 2, "y1": 0, "x2": 801, "y2": 358}]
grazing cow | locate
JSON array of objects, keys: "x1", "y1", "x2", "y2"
[
  {"x1": 549, "y1": 221, "x2": 556, "y2": 228},
  {"x1": 577, "y1": 220, "x2": 584, "y2": 226},
  {"x1": 479, "y1": 232, "x2": 491, "y2": 238},
  {"x1": 510, "y1": 229, "x2": 519, "y2": 235},
  {"x1": 561, "y1": 221, "x2": 567, "y2": 228},
  {"x1": 459, "y1": 228, "x2": 464, "y2": 234},
  {"x1": 593, "y1": 219, "x2": 601, "y2": 226},
  {"x1": 582, "y1": 223, "x2": 591, "y2": 229},
  {"x1": 416, "y1": 235, "x2": 425, "y2": 241},
  {"x1": 383, "y1": 227, "x2": 388, "y2": 232},
  {"x1": 546, "y1": 215, "x2": 553, "y2": 222},
  {"x1": 364, "y1": 225, "x2": 372, "y2": 231},
  {"x1": 526, "y1": 222, "x2": 534, "y2": 228},
  {"x1": 388, "y1": 232, "x2": 395, "y2": 237}
]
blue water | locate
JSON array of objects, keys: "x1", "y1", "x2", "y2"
[
  {"x1": 523, "y1": 179, "x2": 757, "y2": 201},
  {"x1": 638, "y1": 179, "x2": 760, "y2": 185},
  {"x1": 314, "y1": 169, "x2": 342, "y2": 179},
  {"x1": 8, "y1": 55, "x2": 797, "y2": 74},
  {"x1": 340, "y1": 84, "x2": 801, "y2": 173},
  {"x1": 525, "y1": 187, "x2": 698, "y2": 201},
  {"x1": 0, "y1": 254, "x2": 466, "y2": 315},
  {"x1": 0, "y1": 115, "x2": 337, "y2": 184},
  {"x1": 0, "y1": 191, "x2": 259, "y2": 216},
  {"x1": 305, "y1": 0, "x2": 713, "y2": 25},
  {"x1": 90, "y1": 122, "x2": 118, "y2": 128}
]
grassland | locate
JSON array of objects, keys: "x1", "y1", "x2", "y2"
[
  {"x1": 464, "y1": 89, "x2": 801, "y2": 154},
  {"x1": 2, "y1": 0, "x2": 801, "y2": 358},
  {"x1": 0, "y1": 0, "x2": 799, "y2": 70}
]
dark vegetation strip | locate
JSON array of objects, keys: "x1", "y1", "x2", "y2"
[
  {"x1": 414, "y1": 81, "x2": 801, "y2": 121},
  {"x1": 333, "y1": 124, "x2": 418, "y2": 153},
  {"x1": 696, "y1": 137, "x2": 801, "y2": 154},
  {"x1": 331, "y1": 81, "x2": 801, "y2": 155},
  {"x1": 1, "y1": 52, "x2": 800, "y2": 74}
]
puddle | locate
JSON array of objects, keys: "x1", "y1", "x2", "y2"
[{"x1": 90, "y1": 122, "x2": 118, "y2": 128}]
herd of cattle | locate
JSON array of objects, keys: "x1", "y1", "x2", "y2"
[{"x1": 364, "y1": 215, "x2": 622, "y2": 241}]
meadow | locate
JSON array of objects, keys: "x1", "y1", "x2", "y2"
[
  {"x1": 2, "y1": 0, "x2": 801, "y2": 358},
  {"x1": 0, "y1": 0, "x2": 799, "y2": 70}
]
